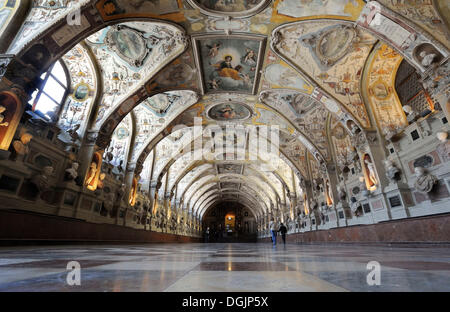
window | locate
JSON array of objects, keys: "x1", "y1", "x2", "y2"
[{"x1": 29, "y1": 61, "x2": 69, "y2": 122}]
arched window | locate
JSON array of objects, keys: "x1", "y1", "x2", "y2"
[{"x1": 29, "y1": 61, "x2": 69, "y2": 122}]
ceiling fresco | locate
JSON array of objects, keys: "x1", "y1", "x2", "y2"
[
  {"x1": 7, "y1": 0, "x2": 91, "y2": 53},
  {"x1": 272, "y1": 20, "x2": 378, "y2": 129},
  {"x1": 193, "y1": 34, "x2": 266, "y2": 94},
  {"x1": 58, "y1": 44, "x2": 96, "y2": 139},
  {"x1": 85, "y1": 21, "x2": 186, "y2": 128},
  {"x1": 3, "y1": 0, "x2": 449, "y2": 218}
]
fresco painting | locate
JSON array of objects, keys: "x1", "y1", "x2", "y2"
[
  {"x1": 208, "y1": 103, "x2": 252, "y2": 121},
  {"x1": 196, "y1": 37, "x2": 264, "y2": 94}
]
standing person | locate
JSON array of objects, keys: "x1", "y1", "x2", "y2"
[
  {"x1": 269, "y1": 219, "x2": 278, "y2": 246},
  {"x1": 278, "y1": 223, "x2": 288, "y2": 245},
  {"x1": 205, "y1": 227, "x2": 210, "y2": 243}
]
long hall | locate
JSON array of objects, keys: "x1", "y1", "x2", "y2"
[{"x1": 0, "y1": 0, "x2": 450, "y2": 294}]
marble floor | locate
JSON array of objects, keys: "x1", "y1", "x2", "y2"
[{"x1": 0, "y1": 243, "x2": 449, "y2": 292}]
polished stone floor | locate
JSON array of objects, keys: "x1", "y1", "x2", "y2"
[{"x1": 0, "y1": 243, "x2": 449, "y2": 292}]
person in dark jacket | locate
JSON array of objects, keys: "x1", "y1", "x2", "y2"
[{"x1": 278, "y1": 223, "x2": 288, "y2": 245}]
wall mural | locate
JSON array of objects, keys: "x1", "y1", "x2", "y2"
[
  {"x1": 0, "y1": 0, "x2": 19, "y2": 36},
  {"x1": 260, "y1": 89, "x2": 318, "y2": 122},
  {"x1": 106, "y1": 114, "x2": 132, "y2": 168},
  {"x1": 58, "y1": 44, "x2": 96, "y2": 139},
  {"x1": 279, "y1": 132, "x2": 308, "y2": 178},
  {"x1": 295, "y1": 106, "x2": 330, "y2": 161},
  {"x1": 131, "y1": 91, "x2": 198, "y2": 161},
  {"x1": 272, "y1": 0, "x2": 365, "y2": 22},
  {"x1": 96, "y1": 0, "x2": 181, "y2": 20},
  {"x1": 264, "y1": 63, "x2": 313, "y2": 93},
  {"x1": 435, "y1": 0, "x2": 450, "y2": 31},
  {"x1": 7, "y1": 0, "x2": 90, "y2": 54},
  {"x1": 366, "y1": 44, "x2": 407, "y2": 137},
  {"x1": 377, "y1": 0, "x2": 450, "y2": 50},
  {"x1": 195, "y1": 0, "x2": 264, "y2": 13},
  {"x1": 150, "y1": 50, "x2": 199, "y2": 92},
  {"x1": 357, "y1": 1, "x2": 449, "y2": 75},
  {"x1": 193, "y1": 35, "x2": 266, "y2": 94},
  {"x1": 207, "y1": 102, "x2": 252, "y2": 121},
  {"x1": 86, "y1": 21, "x2": 185, "y2": 128},
  {"x1": 330, "y1": 115, "x2": 354, "y2": 172},
  {"x1": 273, "y1": 20, "x2": 377, "y2": 128},
  {"x1": 187, "y1": 0, "x2": 270, "y2": 18}
]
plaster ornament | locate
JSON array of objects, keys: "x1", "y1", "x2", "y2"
[
  {"x1": 414, "y1": 167, "x2": 437, "y2": 194},
  {"x1": 437, "y1": 132, "x2": 448, "y2": 142},
  {"x1": 31, "y1": 166, "x2": 54, "y2": 193},
  {"x1": 0, "y1": 105, "x2": 9, "y2": 127},
  {"x1": 65, "y1": 162, "x2": 79, "y2": 181}
]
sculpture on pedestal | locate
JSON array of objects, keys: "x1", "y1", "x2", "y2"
[
  {"x1": 364, "y1": 155, "x2": 378, "y2": 187},
  {"x1": 86, "y1": 162, "x2": 97, "y2": 185}
]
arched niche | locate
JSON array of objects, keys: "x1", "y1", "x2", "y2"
[
  {"x1": 129, "y1": 176, "x2": 138, "y2": 207},
  {"x1": 85, "y1": 151, "x2": 103, "y2": 191},
  {"x1": 361, "y1": 153, "x2": 378, "y2": 192},
  {"x1": 0, "y1": 91, "x2": 22, "y2": 151}
]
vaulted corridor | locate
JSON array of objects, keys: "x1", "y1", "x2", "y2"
[{"x1": 1, "y1": 0, "x2": 450, "y2": 294}]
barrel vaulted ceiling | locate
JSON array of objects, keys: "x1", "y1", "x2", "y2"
[{"x1": 2, "y1": 0, "x2": 449, "y2": 220}]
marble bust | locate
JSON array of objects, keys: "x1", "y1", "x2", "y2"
[
  {"x1": 414, "y1": 167, "x2": 437, "y2": 194},
  {"x1": 65, "y1": 162, "x2": 79, "y2": 181},
  {"x1": 420, "y1": 51, "x2": 436, "y2": 67},
  {"x1": 337, "y1": 186, "x2": 347, "y2": 201},
  {"x1": 385, "y1": 160, "x2": 400, "y2": 182},
  {"x1": 31, "y1": 166, "x2": 54, "y2": 193},
  {"x1": 12, "y1": 132, "x2": 33, "y2": 159}
]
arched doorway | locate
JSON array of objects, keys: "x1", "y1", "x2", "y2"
[{"x1": 202, "y1": 202, "x2": 257, "y2": 243}]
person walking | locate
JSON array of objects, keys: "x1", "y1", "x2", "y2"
[
  {"x1": 269, "y1": 219, "x2": 278, "y2": 246},
  {"x1": 278, "y1": 223, "x2": 288, "y2": 245},
  {"x1": 204, "y1": 227, "x2": 210, "y2": 243}
]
